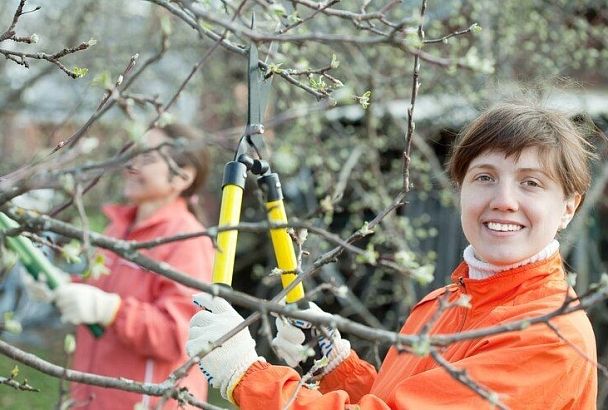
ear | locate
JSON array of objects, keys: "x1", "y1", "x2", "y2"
[
  {"x1": 171, "y1": 165, "x2": 196, "y2": 194},
  {"x1": 560, "y1": 193, "x2": 582, "y2": 230}
]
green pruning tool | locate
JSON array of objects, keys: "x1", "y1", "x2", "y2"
[{"x1": 0, "y1": 211, "x2": 104, "y2": 337}]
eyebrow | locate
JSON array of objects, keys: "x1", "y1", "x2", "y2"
[{"x1": 467, "y1": 163, "x2": 554, "y2": 178}]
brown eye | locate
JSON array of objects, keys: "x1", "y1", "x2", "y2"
[
  {"x1": 475, "y1": 174, "x2": 493, "y2": 182},
  {"x1": 523, "y1": 179, "x2": 541, "y2": 188}
]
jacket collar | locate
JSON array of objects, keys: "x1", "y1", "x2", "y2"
[
  {"x1": 102, "y1": 197, "x2": 189, "y2": 235},
  {"x1": 451, "y1": 252, "x2": 566, "y2": 309}
]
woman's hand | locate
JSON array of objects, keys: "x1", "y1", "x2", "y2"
[
  {"x1": 186, "y1": 293, "x2": 264, "y2": 401},
  {"x1": 272, "y1": 301, "x2": 351, "y2": 377}
]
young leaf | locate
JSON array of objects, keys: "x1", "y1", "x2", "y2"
[
  {"x1": 61, "y1": 240, "x2": 82, "y2": 264},
  {"x1": 84, "y1": 254, "x2": 110, "y2": 280},
  {"x1": 72, "y1": 66, "x2": 89, "y2": 78},
  {"x1": 64, "y1": 334, "x2": 76, "y2": 354}
]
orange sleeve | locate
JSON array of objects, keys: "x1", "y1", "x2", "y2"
[
  {"x1": 233, "y1": 362, "x2": 391, "y2": 410},
  {"x1": 319, "y1": 350, "x2": 377, "y2": 402}
]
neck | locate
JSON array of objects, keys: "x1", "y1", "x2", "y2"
[
  {"x1": 464, "y1": 240, "x2": 560, "y2": 280},
  {"x1": 133, "y1": 195, "x2": 179, "y2": 225}
]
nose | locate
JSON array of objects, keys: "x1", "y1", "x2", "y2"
[{"x1": 489, "y1": 182, "x2": 519, "y2": 212}]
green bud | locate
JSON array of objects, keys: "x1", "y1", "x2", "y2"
[
  {"x1": 3, "y1": 312, "x2": 22, "y2": 335},
  {"x1": 354, "y1": 91, "x2": 372, "y2": 109},
  {"x1": 60, "y1": 173, "x2": 75, "y2": 194},
  {"x1": 157, "y1": 112, "x2": 174, "y2": 128},
  {"x1": 412, "y1": 265, "x2": 435, "y2": 286},
  {"x1": 358, "y1": 221, "x2": 374, "y2": 237},
  {"x1": 330, "y1": 54, "x2": 340, "y2": 69},
  {"x1": 72, "y1": 66, "x2": 89, "y2": 78},
  {"x1": 64, "y1": 334, "x2": 76, "y2": 354},
  {"x1": 84, "y1": 254, "x2": 110, "y2": 280},
  {"x1": 270, "y1": 4, "x2": 287, "y2": 17},
  {"x1": 412, "y1": 335, "x2": 431, "y2": 356},
  {"x1": 61, "y1": 240, "x2": 82, "y2": 264}
]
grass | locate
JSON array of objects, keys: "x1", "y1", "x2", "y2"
[
  {"x1": 0, "y1": 333, "x2": 65, "y2": 410},
  {"x1": 0, "y1": 327, "x2": 234, "y2": 409}
]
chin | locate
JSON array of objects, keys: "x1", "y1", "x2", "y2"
[{"x1": 123, "y1": 193, "x2": 141, "y2": 204}]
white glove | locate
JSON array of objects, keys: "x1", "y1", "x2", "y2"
[
  {"x1": 272, "y1": 301, "x2": 351, "y2": 377},
  {"x1": 21, "y1": 272, "x2": 54, "y2": 303},
  {"x1": 53, "y1": 283, "x2": 121, "y2": 326},
  {"x1": 186, "y1": 293, "x2": 264, "y2": 402}
]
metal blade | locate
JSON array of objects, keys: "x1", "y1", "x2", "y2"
[
  {"x1": 239, "y1": 14, "x2": 279, "y2": 161},
  {"x1": 244, "y1": 40, "x2": 277, "y2": 159},
  {"x1": 247, "y1": 42, "x2": 263, "y2": 128}
]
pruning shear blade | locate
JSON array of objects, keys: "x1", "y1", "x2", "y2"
[{"x1": 237, "y1": 37, "x2": 277, "y2": 161}]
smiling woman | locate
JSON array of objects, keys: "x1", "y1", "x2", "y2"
[
  {"x1": 448, "y1": 102, "x2": 593, "y2": 269},
  {"x1": 458, "y1": 148, "x2": 580, "y2": 266},
  {"x1": 184, "y1": 101, "x2": 599, "y2": 410}
]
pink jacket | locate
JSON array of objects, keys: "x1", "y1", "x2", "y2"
[{"x1": 71, "y1": 198, "x2": 213, "y2": 409}]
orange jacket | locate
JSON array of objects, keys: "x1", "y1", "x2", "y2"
[
  {"x1": 234, "y1": 253, "x2": 597, "y2": 409},
  {"x1": 71, "y1": 198, "x2": 213, "y2": 409}
]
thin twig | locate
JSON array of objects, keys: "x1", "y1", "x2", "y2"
[
  {"x1": 546, "y1": 321, "x2": 608, "y2": 377},
  {"x1": 430, "y1": 348, "x2": 509, "y2": 410},
  {"x1": 402, "y1": 0, "x2": 426, "y2": 191}
]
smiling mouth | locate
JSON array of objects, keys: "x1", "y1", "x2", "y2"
[{"x1": 485, "y1": 222, "x2": 524, "y2": 232}]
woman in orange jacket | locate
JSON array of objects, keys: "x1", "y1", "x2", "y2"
[{"x1": 187, "y1": 102, "x2": 598, "y2": 409}]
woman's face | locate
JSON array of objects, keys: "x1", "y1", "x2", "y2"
[
  {"x1": 459, "y1": 147, "x2": 580, "y2": 265},
  {"x1": 122, "y1": 129, "x2": 190, "y2": 205}
]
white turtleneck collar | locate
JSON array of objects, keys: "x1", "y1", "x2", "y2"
[{"x1": 463, "y1": 240, "x2": 560, "y2": 280}]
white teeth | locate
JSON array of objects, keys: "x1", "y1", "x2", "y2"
[{"x1": 486, "y1": 222, "x2": 522, "y2": 232}]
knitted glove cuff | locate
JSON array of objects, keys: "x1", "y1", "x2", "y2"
[
  {"x1": 318, "y1": 339, "x2": 351, "y2": 378},
  {"x1": 222, "y1": 356, "x2": 266, "y2": 403}
]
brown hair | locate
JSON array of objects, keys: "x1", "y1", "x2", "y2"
[
  {"x1": 156, "y1": 123, "x2": 211, "y2": 220},
  {"x1": 447, "y1": 102, "x2": 595, "y2": 204}
]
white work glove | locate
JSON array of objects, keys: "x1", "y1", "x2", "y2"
[
  {"x1": 186, "y1": 293, "x2": 264, "y2": 402},
  {"x1": 54, "y1": 283, "x2": 121, "y2": 326},
  {"x1": 272, "y1": 301, "x2": 351, "y2": 377}
]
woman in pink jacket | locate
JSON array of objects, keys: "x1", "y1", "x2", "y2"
[{"x1": 53, "y1": 124, "x2": 214, "y2": 409}]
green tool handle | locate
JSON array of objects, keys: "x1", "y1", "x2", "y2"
[{"x1": 0, "y1": 212, "x2": 104, "y2": 338}]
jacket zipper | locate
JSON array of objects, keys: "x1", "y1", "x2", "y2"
[{"x1": 456, "y1": 277, "x2": 469, "y2": 333}]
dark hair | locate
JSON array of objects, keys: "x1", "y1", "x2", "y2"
[
  {"x1": 447, "y1": 102, "x2": 595, "y2": 205},
  {"x1": 156, "y1": 123, "x2": 211, "y2": 221}
]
